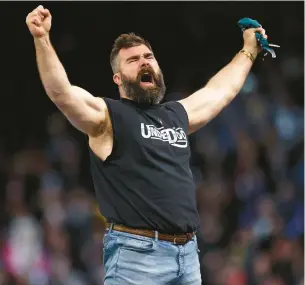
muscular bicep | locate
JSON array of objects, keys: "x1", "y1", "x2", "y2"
[
  {"x1": 179, "y1": 87, "x2": 230, "y2": 134},
  {"x1": 52, "y1": 85, "x2": 108, "y2": 136}
]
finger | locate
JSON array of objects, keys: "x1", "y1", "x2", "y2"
[
  {"x1": 253, "y1": 27, "x2": 263, "y2": 33},
  {"x1": 31, "y1": 10, "x2": 39, "y2": 17},
  {"x1": 33, "y1": 17, "x2": 41, "y2": 26},
  {"x1": 38, "y1": 11, "x2": 45, "y2": 21},
  {"x1": 35, "y1": 5, "x2": 44, "y2": 17},
  {"x1": 29, "y1": 10, "x2": 42, "y2": 22},
  {"x1": 256, "y1": 28, "x2": 266, "y2": 37},
  {"x1": 41, "y1": 9, "x2": 51, "y2": 18}
]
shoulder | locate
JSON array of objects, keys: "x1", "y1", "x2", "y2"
[{"x1": 162, "y1": 101, "x2": 189, "y2": 121}]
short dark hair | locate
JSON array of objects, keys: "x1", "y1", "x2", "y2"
[{"x1": 110, "y1": 33, "x2": 152, "y2": 73}]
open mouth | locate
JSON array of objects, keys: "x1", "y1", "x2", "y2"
[{"x1": 140, "y1": 73, "x2": 153, "y2": 84}]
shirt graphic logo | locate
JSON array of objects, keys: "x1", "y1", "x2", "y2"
[{"x1": 141, "y1": 123, "x2": 188, "y2": 148}]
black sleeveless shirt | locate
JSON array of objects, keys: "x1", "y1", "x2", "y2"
[{"x1": 89, "y1": 98, "x2": 200, "y2": 234}]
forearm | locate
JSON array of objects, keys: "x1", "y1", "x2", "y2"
[
  {"x1": 205, "y1": 48, "x2": 257, "y2": 98},
  {"x1": 181, "y1": 27, "x2": 266, "y2": 133},
  {"x1": 34, "y1": 36, "x2": 71, "y2": 100}
]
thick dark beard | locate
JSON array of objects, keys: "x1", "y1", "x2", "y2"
[{"x1": 121, "y1": 67, "x2": 166, "y2": 105}]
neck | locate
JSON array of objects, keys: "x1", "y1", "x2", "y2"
[
  {"x1": 120, "y1": 93, "x2": 130, "y2": 101},
  {"x1": 119, "y1": 86, "x2": 127, "y2": 98}
]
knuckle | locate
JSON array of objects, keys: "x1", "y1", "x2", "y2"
[{"x1": 26, "y1": 16, "x2": 33, "y2": 24}]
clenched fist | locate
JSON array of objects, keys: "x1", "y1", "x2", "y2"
[
  {"x1": 26, "y1": 5, "x2": 52, "y2": 38},
  {"x1": 243, "y1": 27, "x2": 267, "y2": 56}
]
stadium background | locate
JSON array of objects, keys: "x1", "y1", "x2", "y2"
[{"x1": 0, "y1": 2, "x2": 303, "y2": 285}]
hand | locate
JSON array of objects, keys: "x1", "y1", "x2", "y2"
[
  {"x1": 242, "y1": 27, "x2": 268, "y2": 57},
  {"x1": 26, "y1": 5, "x2": 52, "y2": 38}
]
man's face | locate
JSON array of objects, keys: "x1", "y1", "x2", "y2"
[{"x1": 113, "y1": 44, "x2": 166, "y2": 105}]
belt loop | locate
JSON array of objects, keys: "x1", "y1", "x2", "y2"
[
  {"x1": 154, "y1": 230, "x2": 159, "y2": 241},
  {"x1": 109, "y1": 223, "x2": 114, "y2": 233}
]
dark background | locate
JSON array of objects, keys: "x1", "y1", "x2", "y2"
[
  {"x1": 1, "y1": 2, "x2": 303, "y2": 148},
  {"x1": 0, "y1": 2, "x2": 303, "y2": 285}
]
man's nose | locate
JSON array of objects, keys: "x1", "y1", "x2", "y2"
[{"x1": 139, "y1": 57, "x2": 150, "y2": 67}]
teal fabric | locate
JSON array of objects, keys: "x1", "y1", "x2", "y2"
[{"x1": 238, "y1": 18, "x2": 279, "y2": 58}]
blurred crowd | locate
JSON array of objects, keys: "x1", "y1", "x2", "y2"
[
  {"x1": 0, "y1": 3, "x2": 304, "y2": 285},
  {"x1": 192, "y1": 58, "x2": 304, "y2": 285},
  {"x1": 0, "y1": 56, "x2": 303, "y2": 285}
]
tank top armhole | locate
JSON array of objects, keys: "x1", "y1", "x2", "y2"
[
  {"x1": 100, "y1": 97, "x2": 118, "y2": 163},
  {"x1": 86, "y1": 98, "x2": 118, "y2": 164},
  {"x1": 163, "y1": 101, "x2": 190, "y2": 134},
  {"x1": 174, "y1": 101, "x2": 189, "y2": 125}
]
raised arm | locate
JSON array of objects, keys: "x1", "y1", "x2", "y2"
[
  {"x1": 26, "y1": 5, "x2": 108, "y2": 137},
  {"x1": 179, "y1": 27, "x2": 267, "y2": 134}
]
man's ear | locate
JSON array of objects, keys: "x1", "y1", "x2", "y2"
[{"x1": 113, "y1": 73, "x2": 122, "y2": 86}]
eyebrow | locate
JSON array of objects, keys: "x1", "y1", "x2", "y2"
[{"x1": 126, "y1": 52, "x2": 154, "y2": 62}]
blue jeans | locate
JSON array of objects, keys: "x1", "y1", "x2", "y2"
[{"x1": 103, "y1": 228, "x2": 202, "y2": 285}]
